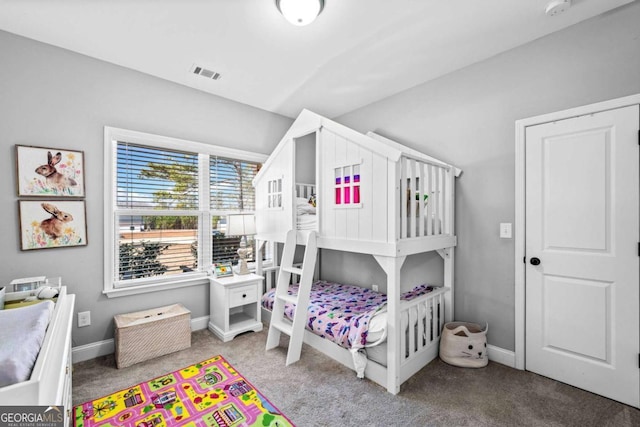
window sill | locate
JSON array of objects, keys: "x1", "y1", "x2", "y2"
[
  {"x1": 103, "y1": 274, "x2": 209, "y2": 298},
  {"x1": 334, "y1": 203, "x2": 362, "y2": 209}
]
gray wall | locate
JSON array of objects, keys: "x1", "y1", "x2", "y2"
[
  {"x1": 294, "y1": 133, "x2": 316, "y2": 185},
  {"x1": 336, "y1": 2, "x2": 640, "y2": 350},
  {"x1": 0, "y1": 30, "x2": 293, "y2": 347},
  {"x1": 320, "y1": 250, "x2": 444, "y2": 295}
]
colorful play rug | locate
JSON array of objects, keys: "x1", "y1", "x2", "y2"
[{"x1": 73, "y1": 355, "x2": 294, "y2": 427}]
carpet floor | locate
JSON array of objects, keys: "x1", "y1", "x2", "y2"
[{"x1": 73, "y1": 329, "x2": 640, "y2": 426}]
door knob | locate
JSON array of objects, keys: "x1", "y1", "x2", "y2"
[{"x1": 530, "y1": 257, "x2": 541, "y2": 266}]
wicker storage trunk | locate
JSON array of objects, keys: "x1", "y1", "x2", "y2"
[{"x1": 114, "y1": 303, "x2": 191, "y2": 368}]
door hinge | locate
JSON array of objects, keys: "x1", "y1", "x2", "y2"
[{"x1": 523, "y1": 256, "x2": 526, "y2": 264}]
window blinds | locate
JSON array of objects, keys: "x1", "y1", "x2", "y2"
[
  {"x1": 114, "y1": 142, "x2": 261, "y2": 282},
  {"x1": 116, "y1": 142, "x2": 199, "y2": 279},
  {"x1": 209, "y1": 157, "x2": 259, "y2": 212},
  {"x1": 117, "y1": 142, "x2": 199, "y2": 210}
]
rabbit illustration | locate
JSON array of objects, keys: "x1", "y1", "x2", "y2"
[
  {"x1": 40, "y1": 203, "x2": 73, "y2": 239},
  {"x1": 35, "y1": 151, "x2": 78, "y2": 189}
]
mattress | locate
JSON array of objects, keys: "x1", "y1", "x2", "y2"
[
  {"x1": 262, "y1": 281, "x2": 387, "y2": 351},
  {"x1": 0, "y1": 300, "x2": 55, "y2": 387},
  {"x1": 263, "y1": 281, "x2": 436, "y2": 377},
  {"x1": 262, "y1": 281, "x2": 435, "y2": 350}
]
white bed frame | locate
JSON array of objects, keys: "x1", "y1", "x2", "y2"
[
  {"x1": 253, "y1": 110, "x2": 461, "y2": 394},
  {"x1": 0, "y1": 287, "x2": 75, "y2": 425},
  {"x1": 261, "y1": 277, "x2": 448, "y2": 390}
]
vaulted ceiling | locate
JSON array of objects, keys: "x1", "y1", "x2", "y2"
[{"x1": 0, "y1": 0, "x2": 633, "y2": 118}]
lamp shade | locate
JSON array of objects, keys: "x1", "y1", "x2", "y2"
[
  {"x1": 227, "y1": 214, "x2": 256, "y2": 236},
  {"x1": 276, "y1": 0, "x2": 324, "y2": 26}
]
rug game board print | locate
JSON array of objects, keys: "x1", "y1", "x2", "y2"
[{"x1": 73, "y1": 355, "x2": 294, "y2": 427}]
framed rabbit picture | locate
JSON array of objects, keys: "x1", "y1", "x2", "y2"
[
  {"x1": 15, "y1": 145, "x2": 85, "y2": 197},
  {"x1": 19, "y1": 200, "x2": 88, "y2": 250}
]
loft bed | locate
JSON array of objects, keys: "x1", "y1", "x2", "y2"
[{"x1": 253, "y1": 110, "x2": 461, "y2": 394}]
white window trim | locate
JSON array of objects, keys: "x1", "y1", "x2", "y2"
[
  {"x1": 103, "y1": 126, "x2": 268, "y2": 298},
  {"x1": 267, "y1": 177, "x2": 284, "y2": 210},
  {"x1": 334, "y1": 161, "x2": 363, "y2": 209}
]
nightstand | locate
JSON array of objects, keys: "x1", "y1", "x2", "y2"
[{"x1": 208, "y1": 273, "x2": 263, "y2": 342}]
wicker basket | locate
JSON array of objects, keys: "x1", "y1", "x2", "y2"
[{"x1": 114, "y1": 303, "x2": 191, "y2": 369}]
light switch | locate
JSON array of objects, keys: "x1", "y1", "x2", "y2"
[{"x1": 500, "y1": 223, "x2": 512, "y2": 239}]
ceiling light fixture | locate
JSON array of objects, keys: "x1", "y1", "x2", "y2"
[{"x1": 276, "y1": 0, "x2": 324, "y2": 26}]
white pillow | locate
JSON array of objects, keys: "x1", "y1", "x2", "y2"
[{"x1": 296, "y1": 198, "x2": 316, "y2": 214}]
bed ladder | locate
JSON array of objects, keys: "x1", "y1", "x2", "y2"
[{"x1": 265, "y1": 229, "x2": 317, "y2": 365}]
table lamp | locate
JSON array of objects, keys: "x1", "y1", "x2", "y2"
[{"x1": 227, "y1": 214, "x2": 256, "y2": 275}]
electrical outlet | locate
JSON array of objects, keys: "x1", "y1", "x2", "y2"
[
  {"x1": 78, "y1": 311, "x2": 91, "y2": 327},
  {"x1": 372, "y1": 284, "x2": 379, "y2": 292}
]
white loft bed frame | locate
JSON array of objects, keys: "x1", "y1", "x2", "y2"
[
  {"x1": 253, "y1": 110, "x2": 461, "y2": 394},
  {"x1": 0, "y1": 287, "x2": 75, "y2": 424}
]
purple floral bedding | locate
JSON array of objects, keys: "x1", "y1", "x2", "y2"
[{"x1": 261, "y1": 280, "x2": 434, "y2": 351}]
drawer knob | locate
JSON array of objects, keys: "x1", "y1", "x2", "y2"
[{"x1": 242, "y1": 294, "x2": 247, "y2": 298}]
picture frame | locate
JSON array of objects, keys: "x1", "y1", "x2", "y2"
[
  {"x1": 15, "y1": 145, "x2": 85, "y2": 197},
  {"x1": 213, "y1": 262, "x2": 234, "y2": 278},
  {"x1": 19, "y1": 200, "x2": 88, "y2": 250}
]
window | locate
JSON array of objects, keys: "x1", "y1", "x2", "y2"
[
  {"x1": 267, "y1": 178, "x2": 283, "y2": 209},
  {"x1": 210, "y1": 156, "x2": 260, "y2": 263},
  {"x1": 334, "y1": 163, "x2": 361, "y2": 207},
  {"x1": 104, "y1": 127, "x2": 267, "y2": 297}
]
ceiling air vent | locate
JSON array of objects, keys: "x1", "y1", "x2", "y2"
[{"x1": 191, "y1": 64, "x2": 221, "y2": 81}]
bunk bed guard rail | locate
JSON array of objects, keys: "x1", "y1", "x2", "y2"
[{"x1": 399, "y1": 156, "x2": 455, "y2": 240}]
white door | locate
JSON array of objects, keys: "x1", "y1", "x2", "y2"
[{"x1": 525, "y1": 105, "x2": 639, "y2": 407}]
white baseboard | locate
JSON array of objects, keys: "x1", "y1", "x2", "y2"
[
  {"x1": 487, "y1": 344, "x2": 516, "y2": 368},
  {"x1": 72, "y1": 317, "x2": 515, "y2": 368},
  {"x1": 190, "y1": 315, "x2": 210, "y2": 331},
  {"x1": 72, "y1": 315, "x2": 210, "y2": 364},
  {"x1": 72, "y1": 338, "x2": 115, "y2": 363}
]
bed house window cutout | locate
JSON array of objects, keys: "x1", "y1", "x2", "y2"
[
  {"x1": 334, "y1": 163, "x2": 361, "y2": 207},
  {"x1": 267, "y1": 178, "x2": 283, "y2": 209},
  {"x1": 104, "y1": 126, "x2": 267, "y2": 298}
]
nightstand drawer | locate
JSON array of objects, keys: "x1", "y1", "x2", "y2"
[{"x1": 229, "y1": 285, "x2": 257, "y2": 308}]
